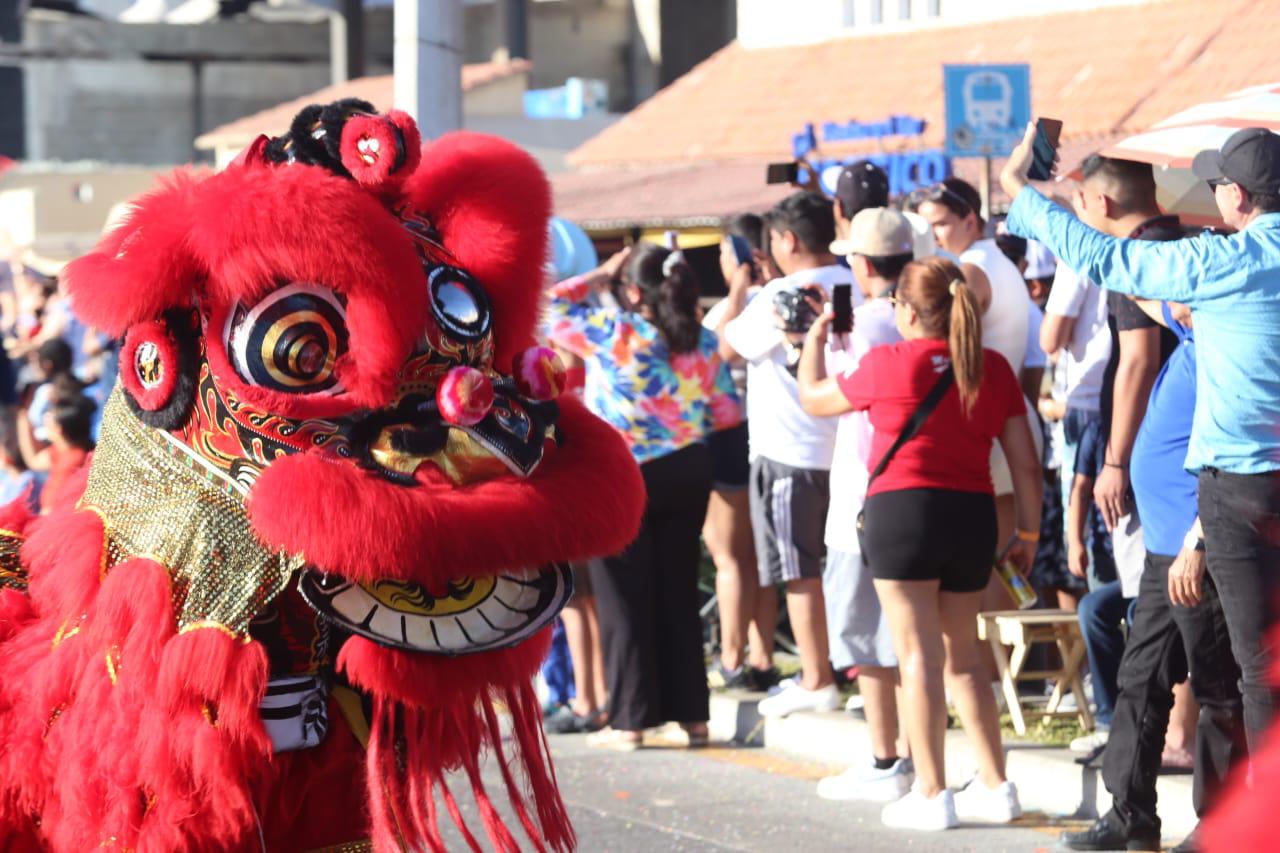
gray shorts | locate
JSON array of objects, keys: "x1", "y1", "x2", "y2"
[
  {"x1": 749, "y1": 457, "x2": 829, "y2": 587},
  {"x1": 823, "y1": 548, "x2": 897, "y2": 669}
]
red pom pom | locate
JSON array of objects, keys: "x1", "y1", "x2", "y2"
[
  {"x1": 436, "y1": 366, "x2": 494, "y2": 426},
  {"x1": 340, "y1": 115, "x2": 412, "y2": 187},
  {"x1": 511, "y1": 346, "x2": 566, "y2": 401}
]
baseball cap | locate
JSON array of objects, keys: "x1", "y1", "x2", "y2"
[
  {"x1": 1192, "y1": 127, "x2": 1280, "y2": 194},
  {"x1": 831, "y1": 207, "x2": 915, "y2": 258},
  {"x1": 835, "y1": 160, "x2": 890, "y2": 218}
]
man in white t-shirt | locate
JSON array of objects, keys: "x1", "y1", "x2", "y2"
[
  {"x1": 798, "y1": 206, "x2": 913, "y2": 801},
  {"x1": 918, "y1": 178, "x2": 1033, "y2": 559},
  {"x1": 718, "y1": 191, "x2": 851, "y2": 716},
  {"x1": 1042, "y1": 264, "x2": 1114, "y2": 590}
]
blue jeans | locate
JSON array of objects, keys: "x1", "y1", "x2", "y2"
[
  {"x1": 1062, "y1": 406, "x2": 1117, "y2": 590},
  {"x1": 541, "y1": 618, "x2": 574, "y2": 706},
  {"x1": 1078, "y1": 580, "x2": 1131, "y2": 728}
]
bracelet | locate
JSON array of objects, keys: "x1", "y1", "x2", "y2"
[
  {"x1": 1103, "y1": 461, "x2": 1127, "y2": 469},
  {"x1": 1016, "y1": 529, "x2": 1041, "y2": 543}
]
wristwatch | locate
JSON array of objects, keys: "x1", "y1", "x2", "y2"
[{"x1": 1182, "y1": 527, "x2": 1206, "y2": 553}]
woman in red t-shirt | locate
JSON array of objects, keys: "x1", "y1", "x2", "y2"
[{"x1": 804, "y1": 257, "x2": 1043, "y2": 831}]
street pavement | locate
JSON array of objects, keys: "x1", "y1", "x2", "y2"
[{"x1": 439, "y1": 727, "x2": 1086, "y2": 852}]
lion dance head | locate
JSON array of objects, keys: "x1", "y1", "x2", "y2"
[{"x1": 0, "y1": 100, "x2": 644, "y2": 852}]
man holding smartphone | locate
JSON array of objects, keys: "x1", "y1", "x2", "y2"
[
  {"x1": 798, "y1": 206, "x2": 915, "y2": 802},
  {"x1": 1003, "y1": 127, "x2": 1280, "y2": 849}
]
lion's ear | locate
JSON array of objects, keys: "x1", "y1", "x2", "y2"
[
  {"x1": 64, "y1": 171, "x2": 204, "y2": 337},
  {"x1": 397, "y1": 132, "x2": 552, "y2": 366}
]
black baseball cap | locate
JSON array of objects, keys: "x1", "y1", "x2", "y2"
[
  {"x1": 835, "y1": 160, "x2": 889, "y2": 217},
  {"x1": 1192, "y1": 127, "x2": 1280, "y2": 194}
]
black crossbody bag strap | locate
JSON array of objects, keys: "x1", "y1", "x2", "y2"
[{"x1": 865, "y1": 366, "x2": 955, "y2": 491}]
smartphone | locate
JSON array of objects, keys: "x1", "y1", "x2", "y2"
[
  {"x1": 728, "y1": 234, "x2": 753, "y2": 267},
  {"x1": 832, "y1": 283, "x2": 853, "y2": 334},
  {"x1": 1027, "y1": 117, "x2": 1063, "y2": 182},
  {"x1": 766, "y1": 161, "x2": 800, "y2": 185}
]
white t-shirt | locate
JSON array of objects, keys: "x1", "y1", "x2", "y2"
[
  {"x1": 1044, "y1": 265, "x2": 1111, "y2": 412},
  {"x1": 961, "y1": 239, "x2": 1029, "y2": 374},
  {"x1": 825, "y1": 298, "x2": 901, "y2": 552},
  {"x1": 724, "y1": 264, "x2": 856, "y2": 470}
]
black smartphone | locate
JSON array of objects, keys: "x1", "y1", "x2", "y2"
[
  {"x1": 729, "y1": 234, "x2": 753, "y2": 267},
  {"x1": 1027, "y1": 117, "x2": 1063, "y2": 182},
  {"x1": 766, "y1": 161, "x2": 800, "y2": 185},
  {"x1": 832, "y1": 283, "x2": 853, "y2": 334}
]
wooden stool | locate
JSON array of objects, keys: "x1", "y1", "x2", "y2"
[{"x1": 977, "y1": 609, "x2": 1094, "y2": 736}]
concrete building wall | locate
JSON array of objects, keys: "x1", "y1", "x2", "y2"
[{"x1": 16, "y1": 10, "x2": 395, "y2": 166}]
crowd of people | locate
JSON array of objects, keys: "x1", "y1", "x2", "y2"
[
  {"x1": 0, "y1": 248, "x2": 114, "y2": 516},
  {"x1": 536, "y1": 123, "x2": 1280, "y2": 848}
]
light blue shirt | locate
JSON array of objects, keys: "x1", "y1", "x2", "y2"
[{"x1": 1008, "y1": 187, "x2": 1280, "y2": 474}]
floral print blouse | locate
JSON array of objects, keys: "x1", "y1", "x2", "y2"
[{"x1": 546, "y1": 277, "x2": 743, "y2": 464}]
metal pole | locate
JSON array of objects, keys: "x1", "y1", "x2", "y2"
[
  {"x1": 980, "y1": 155, "x2": 992, "y2": 221},
  {"x1": 394, "y1": 0, "x2": 463, "y2": 138},
  {"x1": 505, "y1": 0, "x2": 528, "y2": 60}
]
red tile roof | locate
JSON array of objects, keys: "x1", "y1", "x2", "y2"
[
  {"x1": 569, "y1": 0, "x2": 1262, "y2": 168},
  {"x1": 196, "y1": 59, "x2": 532, "y2": 151}
]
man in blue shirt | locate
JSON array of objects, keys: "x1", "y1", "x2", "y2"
[
  {"x1": 1061, "y1": 303, "x2": 1244, "y2": 852},
  {"x1": 1002, "y1": 125, "x2": 1280, "y2": 768}
]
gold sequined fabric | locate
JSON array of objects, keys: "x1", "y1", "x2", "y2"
[
  {"x1": 305, "y1": 842, "x2": 373, "y2": 853},
  {"x1": 0, "y1": 527, "x2": 25, "y2": 592},
  {"x1": 79, "y1": 389, "x2": 305, "y2": 637}
]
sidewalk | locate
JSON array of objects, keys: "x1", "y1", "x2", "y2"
[{"x1": 708, "y1": 690, "x2": 1196, "y2": 844}]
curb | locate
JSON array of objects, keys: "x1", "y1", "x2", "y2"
[{"x1": 709, "y1": 691, "x2": 1196, "y2": 841}]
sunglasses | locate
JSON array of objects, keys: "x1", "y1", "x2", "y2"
[
  {"x1": 924, "y1": 183, "x2": 974, "y2": 215},
  {"x1": 1206, "y1": 177, "x2": 1233, "y2": 190}
]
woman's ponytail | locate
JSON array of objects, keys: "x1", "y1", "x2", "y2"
[
  {"x1": 947, "y1": 278, "x2": 984, "y2": 413},
  {"x1": 627, "y1": 244, "x2": 703, "y2": 354}
]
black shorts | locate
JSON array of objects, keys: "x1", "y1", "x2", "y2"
[
  {"x1": 861, "y1": 488, "x2": 997, "y2": 593},
  {"x1": 708, "y1": 420, "x2": 750, "y2": 492}
]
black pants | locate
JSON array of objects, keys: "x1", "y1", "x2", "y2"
[
  {"x1": 1102, "y1": 552, "x2": 1245, "y2": 836},
  {"x1": 592, "y1": 442, "x2": 713, "y2": 732},
  {"x1": 1198, "y1": 468, "x2": 1280, "y2": 750}
]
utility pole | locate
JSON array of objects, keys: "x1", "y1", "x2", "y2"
[{"x1": 394, "y1": 0, "x2": 463, "y2": 139}]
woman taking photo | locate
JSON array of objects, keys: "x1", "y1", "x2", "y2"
[
  {"x1": 801, "y1": 257, "x2": 1042, "y2": 830},
  {"x1": 546, "y1": 243, "x2": 743, "y2": 750}
]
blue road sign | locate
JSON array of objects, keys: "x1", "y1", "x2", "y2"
[{"x1": 943, "y1": 64, "x2": 1031, "y2": 158}]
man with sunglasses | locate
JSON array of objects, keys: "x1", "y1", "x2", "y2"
[{"x1": 1003, "y1": 125, "x2": 1280, "y2": 781}]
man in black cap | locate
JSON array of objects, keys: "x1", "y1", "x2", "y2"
[
  {"x1": 831, "y1": 160, "x2": 890, "y2": 249},
  {"x1": 1001, "y1": 125, "x2": 1280, "y2": 828}
]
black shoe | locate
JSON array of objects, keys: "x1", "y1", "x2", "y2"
[
  {"x1": 708, "y1": 660, "x2": 756, "y2": 690},
  {"x1": 1059, "y1": 810, "x2": 1159, "y2": 851},
  {"x1": 747, "y1": 666, "x2": 783, "y2": 691}
]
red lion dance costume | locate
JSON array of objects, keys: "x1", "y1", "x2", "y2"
[{"x1": 0, "y1": 100, "x2": 644, "y2": 852}]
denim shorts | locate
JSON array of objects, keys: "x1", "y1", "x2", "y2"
[{"x1": 1063, "y1": 406, "x2": 1105, "y2": 479}]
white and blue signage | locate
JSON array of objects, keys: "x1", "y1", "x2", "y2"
[
  {"x1": 791, "y1": 115, "x2": 949, "y2": 198},
  {"x1": 943, "y1": 64, "x2": 1031, "y2": 158}
]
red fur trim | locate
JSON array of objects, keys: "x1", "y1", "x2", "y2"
[
  {"x1": 0, "y1": 494, "x2": 35, "y2": 537},
  {"x1": 340, "y1": 633, "x2": 573, "y2": 852},
  {"x1": 246, "y1": 396, "x2": 644, "y2": 586},
  {"x1": 399, "y1": 133, "x2": 552, "y2": 368},
  {"x1": 63, "y1": 171, "x2": 205, "y2": 336},
  {"x1": 119, "y1": 320, "x2": 180, "y2": 411}
]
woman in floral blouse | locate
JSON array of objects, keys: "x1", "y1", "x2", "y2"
[{"x1": 547, "y1": 243, "x2": 742, "y2": 750}]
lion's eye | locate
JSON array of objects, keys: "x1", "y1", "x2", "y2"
[
  {"x1": 428, "y1": 265, "x2": 490, "y2": 342},
  {"x1": 225, "y1": 283, "x2": 348, "y2": 395}
]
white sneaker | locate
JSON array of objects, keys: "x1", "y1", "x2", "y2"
[
  {"x1": 1070, "y1": 729, "x2": 1109, "y2": 754},
  {"x1": 756, "y1": 681, "x2": 840, "y2": 717},
  {"x1": 817, "y1": 758, "x2": 914, "y2": 802},
  {"x1": 881, "y1": 787, "x2": 957, "y2": 831},
  {"x1": 953, "y1": 778, "x2": 1022, "y2": 824}
]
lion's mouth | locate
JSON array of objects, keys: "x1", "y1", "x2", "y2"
[{"x1": 297, "y1": 564, "x2": 572, "y2": 656}]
